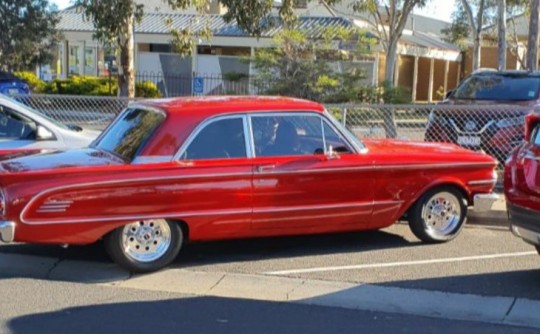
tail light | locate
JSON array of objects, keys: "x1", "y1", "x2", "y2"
[{"x1": 0, "y1": 189, "x2": 5, "y2": 217}]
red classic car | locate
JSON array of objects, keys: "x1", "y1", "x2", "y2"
[
  {"x1": 0, "y1": 96, "x2": 499, "y2": 272},
  {"x1": 505, "y1": 112, "x2": 540, "y2": 253}
]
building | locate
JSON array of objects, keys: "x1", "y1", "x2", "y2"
[{"x1": 54, "y1": 0, "x2": 461, "y2": 102}]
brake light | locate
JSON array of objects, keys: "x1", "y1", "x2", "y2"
[{"x1": 0, "y1": 189, "x2": 5, "y2": 217}]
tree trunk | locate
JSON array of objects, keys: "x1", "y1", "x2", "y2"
[
  {"x1": 118, "y1": 14, "x2": 135, "y2": 97},
  {"x1": 528, "y1": 0, "x2": 540, "y2": 71},
  {"x1": 498, "y1": 0, "x2": 507, "y2": 70},
  {"x1": 472, "y1": 34, "x2": 481, "y2": 70},
  {"x1": 385, "y1": 38, "x2": 399, "y2": 83}
]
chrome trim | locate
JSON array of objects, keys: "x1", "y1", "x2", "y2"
[
  {"x1": 473, "y1": 193, "x2": 502, "y2": 212},
  {"x1": 0, "y1": 221, "x2": 15, "y2": 243},
  {"x1": 22, "y1": 208, "x2": 253, "y2": 225},
  {"x1": 132, "y1": 156, "x2": 174, "y2": 164},
  {"x1": 450, "y1": 119, "x2": 496, "y2": 135},
  {"x1": 20, "y1": 172, "x2": 253, "y2": 224},
  {"x1": 243, "y1": 115, "x2": 254, "y2": 158},
  {"x1": 253, "y1": 201, "x2": 375, "y2": 214},
  {"x1": 323, "y1": 109, "x2": 364, "y2": 153},
  {"x1": 468, "y1": 179, "x2": 498, "y2": 185},
  {"x1": 511, "y1": 225, "x2": 540, "y2": 246}
]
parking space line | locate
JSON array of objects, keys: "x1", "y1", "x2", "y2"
[{"x1": 265, "y1": 251, "x2": 537, "y2": 275}]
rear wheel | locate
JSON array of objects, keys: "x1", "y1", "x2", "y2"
[
  {"x1": 408, "y1": 187, "x2": 467, "y2": 243},
  {"x1": 104, "y1": 219, "x2": 183, "y2": 273},
  {"x1": 535, "y1": 246, "x2": 540, "y2": 255}
]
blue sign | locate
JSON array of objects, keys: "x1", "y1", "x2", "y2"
[{"x1": 193, "y1": 77, "x2": 204, "y2": 94}]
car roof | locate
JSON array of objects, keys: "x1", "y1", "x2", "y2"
[
  {"x1": 472, "y1": 70, "x2": 540, "y2": 78},
  {"x1": 133, "y1": 96, "x2": 326, "y2": 117}
]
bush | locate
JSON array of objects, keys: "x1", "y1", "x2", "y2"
[
  {"x1": 135, "y1": 80, "x2": 161, "y2": 98},
  {"x1": 14, "y1": 71, "x2": 46, "y2": 93},
  {"x1": 43, "y1": 76, "x2": 117, "y2": 96}
]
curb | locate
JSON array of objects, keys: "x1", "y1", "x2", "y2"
[{"x1": 1, "y1": 252, "x2": 539, "y2": 330}]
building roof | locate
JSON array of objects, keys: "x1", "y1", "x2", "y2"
[{"x1": 58, "y1": 9, "x2": 356, "y2": 39}]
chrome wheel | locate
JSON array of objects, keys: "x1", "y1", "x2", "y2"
[
  {"x1": 121, "y1": 219, "x2": 172, "y2": 263},
  {"x1": 420, "y1": 192, "x2": 462, "y2": 238},
  {"x1": 408, "y1": 187, "x2": 467, "y2": 243}
]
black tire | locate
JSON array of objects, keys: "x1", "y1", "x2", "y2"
[
  {"x1": 535, "y1": 245, "x2": 540, "y2": 255},
  {"x1": 408, "y1": 186, "x2": 467, "y2": 243},
  {"x1": 104, "y1": 219, "x2": 183, "y2": 273}
]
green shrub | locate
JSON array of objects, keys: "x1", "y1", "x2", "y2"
[
  {"x1": 14, "y1": 71, "x2": 46, "y2": 93},
  {"x1": 42, "y1": 75, "x2": 117, "y2": 96},
  {"x1": 135, "y1": 80, "x2": 161, "y2": 98}
]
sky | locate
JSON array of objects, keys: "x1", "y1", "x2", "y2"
[{"x1": 50, "y1": 0, "x2": 457, "y2": 22}]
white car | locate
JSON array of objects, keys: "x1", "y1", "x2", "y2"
[{"x1": 0, "y1": 94, "x2": 100, "y2": 156}]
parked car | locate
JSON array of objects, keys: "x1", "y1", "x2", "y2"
[
  {"x1": 0, "y1": 94, "x2": 100, "y2": 158},
  {"x1": 0, "y1": 96, "x2": 499, "y2": 272},
  {"x1": 0, "y1": 71, "x2": 30, "y2": 95},
  {"x1": 425, "y1": 70, "x2": 540, "y2": 163},
  {"x1": 505, "y1": 111, "x2": 540, "y2": 254}
]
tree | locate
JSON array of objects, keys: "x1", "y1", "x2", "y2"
[
  {"x1": 498, "y1": 0, "x2": 506, "y2": 70},
  {"x1": 351, "y1": 0, "x2": 428, "y2": 85},
  {"x1": 251, "y1": 27, "x2": 376, "y2": 102},
  {"x1": 460, "y1": 0, "x2": 489, "y2": 71},
  {"x1": 74, "y1": 0, "x2": 348, "y2": 97},
  {"x1": 0, "y1": 0, "x2": 61, "y2": 71},
  {"x1": 527, "y1": 0, "x2": 540, "y2": 70}
]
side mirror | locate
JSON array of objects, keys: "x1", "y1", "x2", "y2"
[
  {"x1": 325, "y1": 145, "x2": 340, "y2": 160},
  {"x1": 36, "y1": 125, "x2": 54, "y2": 140}
]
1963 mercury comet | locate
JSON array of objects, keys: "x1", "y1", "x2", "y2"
[{"x1": 0, "y1": 96, "x2": 499, "y2": 272}]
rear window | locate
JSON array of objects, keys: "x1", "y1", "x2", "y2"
[
  {"x1": 94, "y1": 108, "x2": 165, "y2": 161},
  {"x1": 452, "y1": 74, "x2": 540, "y2": 101}
]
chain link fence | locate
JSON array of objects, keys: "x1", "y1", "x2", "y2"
[
  {"x1": 13, "y1": 94, "x2": 135, "y2": 131},
  {"x1": 8, "y1": 94, "x2": 530, "y2": 170},
  {"x1": 329, "y1": 104, "x2": 530, "y2": 168}
]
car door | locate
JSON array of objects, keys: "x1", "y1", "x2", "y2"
[
  {"x1": 250, "y1": 112, "x2": 375, "y2": 232},
  {"x1": 175, "y1": 114, "x2": 253, "y2": 238}
]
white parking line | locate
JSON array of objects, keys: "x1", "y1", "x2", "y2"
[{"x1": 265, "y1": 251, "x2": 538, "y2": 275}]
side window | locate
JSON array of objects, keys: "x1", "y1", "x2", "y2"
[
  {"x1": 182, "y1": 117, "x2": 246, "y2": 160},
  {"x1": 253, "y1": 114, "x2": 324, "y2": 157},
  {"x1": 0, "y1": 106, "x2": 37, "y2": 140}
]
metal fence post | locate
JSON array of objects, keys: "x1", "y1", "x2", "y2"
[{"x1": 341, "y1": 106, "x2": 348, "y2": 127}]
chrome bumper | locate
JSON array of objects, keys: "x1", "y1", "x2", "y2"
[
  {"x1": 511, "y1": 225, "x2": 540, "y2": 247},
  {"x1": 473, "y1": 193, "x2": 503, "y2": 212},
  {"x1": 0, "y1": 221, "x2": 15, "y2": 243}
]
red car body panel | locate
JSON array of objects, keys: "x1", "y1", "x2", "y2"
[{"x1": 0, "y1": 96, "x2": 497, "y2": 246}]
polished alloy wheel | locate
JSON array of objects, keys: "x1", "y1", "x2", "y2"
[
  {"x1": 420, "y1": 192, "x2": 462, "y2": 237},
  {"x1": 121, "y1": 219, "x2": 172, "y2": 263}
]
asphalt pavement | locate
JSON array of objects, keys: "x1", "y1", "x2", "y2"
[{"x1": 0, "y1": 197, "x2": 540, "y2": 329}]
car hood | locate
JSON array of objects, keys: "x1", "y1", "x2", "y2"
[
  {"x1": 0, "y1": 148, "x2": 125, "y2": 173},
  {"x1": 363, "y1": 139, "x2": 497, "y2": 165}
]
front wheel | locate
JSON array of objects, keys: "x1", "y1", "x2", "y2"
[
  {"x1": 408, "y1": 187, "x2": 467, "y2": 243},
  {"x1": 104, "y1": 219, "x2": 183, "y2": 273}
]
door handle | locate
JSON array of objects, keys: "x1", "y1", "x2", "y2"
[{"x1": 256, "y1": 164, "x2": 276, "y2": 173}]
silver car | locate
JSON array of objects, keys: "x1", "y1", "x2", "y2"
[{"x1": 0, "y1": 94, "x2": 100, "y2": 152}]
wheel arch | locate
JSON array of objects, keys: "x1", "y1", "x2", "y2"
[{"x1": 403, "y1": 181, "x2": 470, "y2": 219}]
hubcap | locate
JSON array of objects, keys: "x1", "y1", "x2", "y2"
[
  {"x1": 121, "y1": 219, "x2": 171, "y2": 263},
  {"x1": 421, "y1": 192, "x2": 462, "y2": 237}
]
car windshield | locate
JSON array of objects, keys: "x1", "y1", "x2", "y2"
[
  {"x1": 452, "y1": 74, "x2": 540, "y2": 101},
  {"x1": 94, "y1": 108, "x2": 165, "y2": 161}
]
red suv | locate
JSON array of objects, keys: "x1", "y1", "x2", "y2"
[{"x1": 425, "y1": 70, "x2": 537, "y2": 163}]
